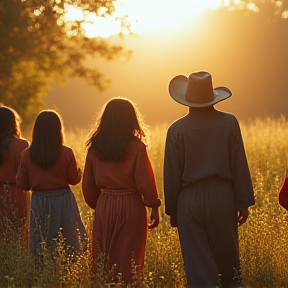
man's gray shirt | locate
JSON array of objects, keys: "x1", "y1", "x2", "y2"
[{"x1": 164, "y1": 106, "x2": 255, "y2": 217}]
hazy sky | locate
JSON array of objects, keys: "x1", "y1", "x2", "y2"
[{"x1": 46, "y1": 5, "x2": 288, "y2": 130}]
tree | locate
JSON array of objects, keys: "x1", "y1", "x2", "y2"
[
  {"x1": 0, "y1": 0, "x2": 130, "y2": 123},
  {"x1": 223, "y1": 0, "x2": 288, "y2": 18}
]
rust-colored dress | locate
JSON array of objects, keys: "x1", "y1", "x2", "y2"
[
  {"x1": 82, "y1": 138, "x2": 161, "y2": 283},
  {"x1": 0, "y1": 137, "x2": 29, "y2": 235}
]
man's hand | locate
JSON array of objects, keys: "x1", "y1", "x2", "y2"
[
  {"x1": 238, "y1": 208, "x2": 249, "y2": 227},
  {"x1": 148, "y1": 207, "x2": 159, "y2": 229}
]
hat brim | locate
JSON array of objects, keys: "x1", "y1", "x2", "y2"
[{"x1": 169, "y1": 75, "x2": 232, "y2": 107}]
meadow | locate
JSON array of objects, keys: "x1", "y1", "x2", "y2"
[{"x1": 1, "y1": 116, "x2": 288, "y2": 288}]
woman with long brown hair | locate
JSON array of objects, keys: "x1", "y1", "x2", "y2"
[
  {"x1": 0, "y1": 105, "x2": 29, "y2": 237},
  {"x1": 82, "y1": 97, "x2": 161, "y2": 287},
  {"x1": 16, "y1": 110, "x2": 86, "y2": 257}
]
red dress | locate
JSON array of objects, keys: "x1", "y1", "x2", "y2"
[
  {"x1": 82, "y1": 138, "x2": 161, "y2": 283},
  {"x1": 0, "y1": 137, "x2": 29, "y2": 234}
]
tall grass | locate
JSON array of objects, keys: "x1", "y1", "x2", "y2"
[{"x1": 1, "y1": 117, "x2": 288, "y2": 287}]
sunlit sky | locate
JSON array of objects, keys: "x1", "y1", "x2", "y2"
[
  {"x1": 65, "y1": 0, "x2": 226, "y2": 37},
  {"x1": 48, "y1": 0, "x2": 288, "y2": 129}
]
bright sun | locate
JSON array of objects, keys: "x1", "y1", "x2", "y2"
[
  {"x1": 64, "y1": 0, "x2": 224, "y2": 38},
  {"x1": 118, "y1": 0, "x2": 223, "y2": 34}
]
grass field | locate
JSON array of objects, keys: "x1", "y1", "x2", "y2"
[{"x1": 1, "y1": 116, "x2": 288, "y2": 288}]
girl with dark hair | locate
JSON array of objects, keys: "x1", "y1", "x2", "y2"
[
  {"x1": 82, "y1": 97, "x2": 161, "y2": 287},
  {"x1": 16, "y1": 110, "x2": 86, "y2": 256},
  {"x1": 0, "y1": 105, "x2": 29, "y2": 236}
]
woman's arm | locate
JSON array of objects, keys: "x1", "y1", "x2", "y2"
[{"x1": 82, "y1": 151, "x2": 100, "y2": 209}]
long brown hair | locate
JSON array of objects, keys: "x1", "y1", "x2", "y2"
[
  {"x1": 86, "y1": 97, "x2": 147, "y2": 161},
  {"x1": 0, "y1": 105, "x2": 22, "y2": 165},
  {"x1": 29, "y1": 110, "x2": 64, "y2": 169}
]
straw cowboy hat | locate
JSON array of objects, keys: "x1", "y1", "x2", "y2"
[{"x1": 168, "y1": 71, "x2": 232, "y2": 107}]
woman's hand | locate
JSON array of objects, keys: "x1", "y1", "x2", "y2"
[{"x1": 148, "y1": 207, "x2": 159, "y2": 229}]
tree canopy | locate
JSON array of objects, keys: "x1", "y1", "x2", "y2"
[
  {"x1": 0, "y1": 0, "x2": 130, "y2": 123},
  {"x1": 224, "y1": 0, "x2": 288, "y2": 17}
]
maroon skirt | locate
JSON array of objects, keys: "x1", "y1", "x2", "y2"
[{"x1": 92, "y1": 189, "x2": 147, "y2": 283}]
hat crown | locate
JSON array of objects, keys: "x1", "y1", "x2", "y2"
[{"x1": 185, "y1": 71, "x2": 215, "y2": 104}]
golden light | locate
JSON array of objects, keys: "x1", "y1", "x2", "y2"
[
  {"x1": 80, "y1": 13, "x2": 123, "y2": 38},
  {"x1": 118, "y1": 0, "x2": 223, "y2": 34},
  {"x1": 63, "y1": 0, "x2": 224, "y2": 38},
  {"x1": 61, "y1": 3, "x2": 124, "y2": 37}
]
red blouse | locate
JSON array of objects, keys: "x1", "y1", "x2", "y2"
[
  {"x1": 82, "y1": 138, "x2": 161, "y2": 209},
  {"x1": 16, "y1": 145, "x2": 81, "y2": 191},
  {"x1": 0, "y1": 137, "x2": 29, "y2": 183}
]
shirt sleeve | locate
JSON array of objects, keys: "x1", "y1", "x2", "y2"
[
  {"x1": 16, "y1": 150, "x2": 31, "y2": 191},
  {"x1": 66, "y1": 148, "x2": 82, "y2": 185},
  {"x1": 229, "y1": 116, "x2": 255, "y2": 209},
  {"x1": 82, "y1": 150, "x2": 101, "y2": 209},
  {"x1": 16, "y1": 140, "x2": 29, "y2": 175},
  {"x1": 163, "y1": 127, "x2": 183, "y2": 217},
  {"x1": 134, "y1": 143, "x2": 161, "y2": 208}
]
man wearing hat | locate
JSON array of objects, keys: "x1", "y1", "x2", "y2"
[{"x1": 164, "y1": 71, "x2": 255, "y2": 288}]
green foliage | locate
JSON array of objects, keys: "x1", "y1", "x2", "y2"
[{"x1": 0, "y1": 0, "x2": 130, "y2": 123}]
